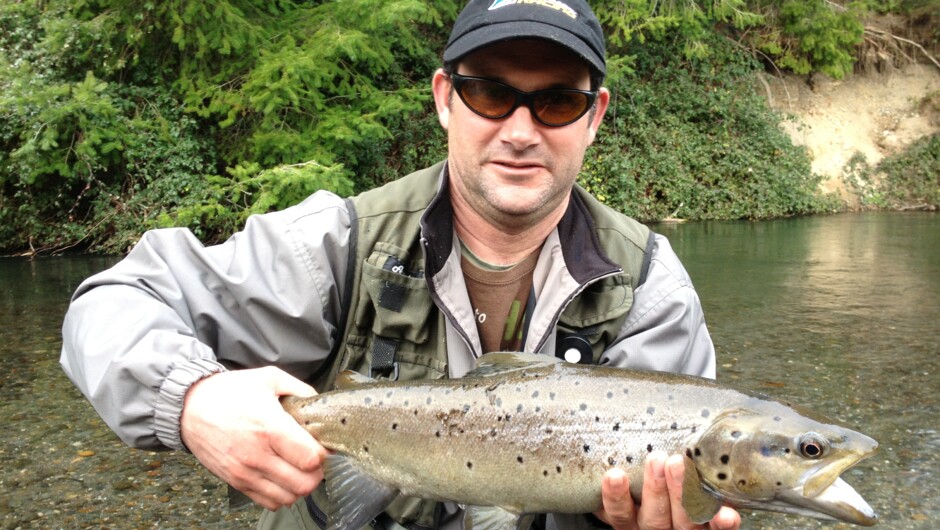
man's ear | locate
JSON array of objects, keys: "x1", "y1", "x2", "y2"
[
  {"x1": 586, "y1": 87, "x2": 610, "y2": 145},
  {"x1": 432, "y1": 69, "x2": 451, "y2": 130}
]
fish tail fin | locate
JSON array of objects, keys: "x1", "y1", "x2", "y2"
[{"x1": 464, "y1": 506, "x2": 534, "y2": 530}]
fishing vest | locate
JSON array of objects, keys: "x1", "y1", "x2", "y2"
[{"x1": 307, "y1": 161, "x2": 653, "y2": 529}]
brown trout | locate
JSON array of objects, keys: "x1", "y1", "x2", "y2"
[{"x1": 282, "y1": 353, "x2": 878, "y2": 529}]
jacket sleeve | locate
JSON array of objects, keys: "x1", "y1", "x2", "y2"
[
  {"x1": 601, "y1": 234, "x2": 716, "y2": 379},
  {"x1": 60, "y1": 191, "x2": 351, "y2": 451}
]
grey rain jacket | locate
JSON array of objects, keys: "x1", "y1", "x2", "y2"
[{"x1": 61, "y1": 162, "x2": 715, "y2": 455}]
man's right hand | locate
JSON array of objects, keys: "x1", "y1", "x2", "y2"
[
  {"x1": 595, "y1": 452, "x2": 741, "y2": 530},
  {"x1": 180, "y1": 366, "x2": 327, "y2": 511}
]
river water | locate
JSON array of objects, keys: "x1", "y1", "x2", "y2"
[{"x1": 1, "y1": 212, "x2": 937, "y2": 529}]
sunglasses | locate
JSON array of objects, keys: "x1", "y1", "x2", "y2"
[{"x1": 449, "y1": 74, "x2": 598, "y2": 127}]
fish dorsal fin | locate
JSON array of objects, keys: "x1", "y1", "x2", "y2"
[
  {"x1": 334, "y1": 370, "x2": 374, "y2": 390},
  {"x1": 320, "y1": 453, "x2": 399, "y2": 530},
  {"x1": 465, "y1": 352, "x2": 562, "y2": 379},
  {"x1": 680, "y1": 455, "x2": 723, "y2": 524},
  {"x1": 464, "y1": 505, "x2": 534, "y2": 530}
]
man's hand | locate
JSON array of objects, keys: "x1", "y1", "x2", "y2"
[
  {"x1": 595, "y1": 452, "x2": 741, "y2": 530},
  {"x1": 180, "y1": 366, "x2": 327, "y2": 511}
]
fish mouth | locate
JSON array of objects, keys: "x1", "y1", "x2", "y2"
[
  {"x1": 762, "y1": 476, "x2": 876, "y2": 526},
  {"x1": 805, "y1": 477, "x2": 878, "y2": 526},
  {"x1": 779, "y1": 445, "x2": 879, "y2": 526},
  {"x1": 732, "y1": 475, "x2": 878, "y2": 526}
]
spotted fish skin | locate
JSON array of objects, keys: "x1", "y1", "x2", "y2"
[{"x1": 283, "y1": 353, "x2": 878, "y2": 527}]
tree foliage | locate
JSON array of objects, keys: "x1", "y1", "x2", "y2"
[
  {"x1": 0, "y1": 0, "x2": 458, "y2": 252},
  {"x1": 0, "y1": 0, "x2": 914, "y2": 254},
  {"x1": 745, "y1": 1, "x2": 866, "y2": 79}
]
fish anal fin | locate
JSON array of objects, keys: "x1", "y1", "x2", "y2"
[
  {"x1": 321, "y1": 453, "x2": 398, "y2": 530},
  {"x1": 680, "y1": 455, "x2": 723, "y2": 524},
  {"x1": 464, "y1": 505, "x2": 534, "y2": 530}
]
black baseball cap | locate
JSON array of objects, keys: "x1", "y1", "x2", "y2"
[{"x1": 443, "y1": 0, "x2": 606, "y2": 79}]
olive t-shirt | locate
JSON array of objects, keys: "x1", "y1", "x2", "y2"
[{"x1": 460, "y1": 242, "x2": 540, "y2": 353}]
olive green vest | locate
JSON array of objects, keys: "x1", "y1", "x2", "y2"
[{"x1": 308, "y1": 161, "x2": 652, "y2": 528}]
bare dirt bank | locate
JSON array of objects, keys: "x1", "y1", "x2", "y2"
[{"x1": 760, "y1": 63, "x2": 939, "y2": 204}]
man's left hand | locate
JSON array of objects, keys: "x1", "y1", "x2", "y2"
[{"x1": 595, "y1": 452, "x2": 742, "y2": 530}]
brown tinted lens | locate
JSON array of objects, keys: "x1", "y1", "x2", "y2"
[
  {"x1": 459, "y1": 78, "x2": 515, "y2": 118},
  {"x1": 533, "y1": 91, "x2": 591, "y2": 125}
]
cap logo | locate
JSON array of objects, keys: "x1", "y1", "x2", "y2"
[{"x1": 488, "y1": 0, "x2": 577, "y2": 20}]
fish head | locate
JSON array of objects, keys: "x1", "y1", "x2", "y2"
[{"x1": 692, "y1": 404, "x2": 879, "y2": 526}]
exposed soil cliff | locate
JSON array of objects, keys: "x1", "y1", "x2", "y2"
[
  {"x1": 760, "y1": 12, "x2": 939, "y2": 206},
  {"x1": 764, "y1": 63, "x2": 938, "y2": 204}
]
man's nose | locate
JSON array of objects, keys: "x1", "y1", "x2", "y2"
[{"x1": 499, "y1": 104, "x2": 542, "y2": 149}]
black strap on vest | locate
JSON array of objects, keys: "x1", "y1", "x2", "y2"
[
  {"x1": 368, "y1": 255, "x2": 417, "y2": 380},
  {"x1": 304, "y1": 494, "x2": 329, "y2": 529},
  {"x1": 521, "y1": 286, "x2": 536, "y2": 349},
  {"x1": 370, "y1": 336, "x2": 400, "y2": 380}
]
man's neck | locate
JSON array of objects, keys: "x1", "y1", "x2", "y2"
[{"x1": 451, "y1": 197, "x2": 567, "y2": 266}]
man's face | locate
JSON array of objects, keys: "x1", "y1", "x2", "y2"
[{"x1": 432, "y1": 39, "x2": 610, "y2": 232}]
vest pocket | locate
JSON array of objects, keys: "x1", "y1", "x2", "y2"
[
  {"x1": 358, "y1": 259, "x2": 433, "y2": 344},
  {"x1": 343, "y1": 246, "x2": 447, "y2": 382}
]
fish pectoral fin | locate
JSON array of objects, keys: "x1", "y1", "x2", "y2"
[
  {"x1": 465, "y1": 352, "x2": 562, "y2": 379},
  {"x1": 321, "y1": 454, "x2": 399, "y2": 530},
  {"x1": 464, "y1": 505, "x2": 533, "y2": 530},
  {"x1": 334, "y1": 370, "x2": 375, "y2": 389},
  {"x1": 514, "y1": 513, "x2": 536, "y2": 530},
  {"x1": 680, "y1": 455, "x2": 723, "y2": 524}
]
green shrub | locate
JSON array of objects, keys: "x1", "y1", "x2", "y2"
[
  {"x1": 879, "y1": 134, "x2": 940, "y2": 208},
  {"x1": 846, "y1": 135, "x2": 940, "y2": 210},
  {"x1": 156, "y1": 160, "x2": 355, "y2": 241}
]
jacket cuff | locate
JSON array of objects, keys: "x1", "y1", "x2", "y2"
[{"x1": 154, "y1": 358, "x2": 227, "y2": 451}]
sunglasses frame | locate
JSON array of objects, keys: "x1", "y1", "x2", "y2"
[{"x1": 448, "y1": 73, "x2": 598, "y2": 127}]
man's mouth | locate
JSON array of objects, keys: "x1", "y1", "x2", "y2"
[{"x1": 489, "y1": 160, "x2": 545, "y2": 175}]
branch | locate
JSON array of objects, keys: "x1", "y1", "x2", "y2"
[
  {"x1": 723, "y1": 35, "x2": 793, "y2": 110},
  {"x1": 49, "y1": 208, "x2": 121, "y2": 256},
  {"x1": 754, "y1": 49, "x2": 793, "y2": 110},
  {"x1": 866, "y1": 27, "x2": 940, "y2": 72}
]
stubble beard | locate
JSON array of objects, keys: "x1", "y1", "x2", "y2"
[{"x1": 458, "y1": 161, "x2": 575, "y2": 233}]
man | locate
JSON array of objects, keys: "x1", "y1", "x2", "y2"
[{"x1": 61, "y1": 1, "x2": 741, "y2": 529}]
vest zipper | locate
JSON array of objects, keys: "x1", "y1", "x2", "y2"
[{"x1": 530, "y1": 268, "x2": 623, "y2": 353}]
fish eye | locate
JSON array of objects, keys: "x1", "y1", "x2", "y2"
[{"x1": 798, "y1": 433, "x2": 828, "y2": 459}]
